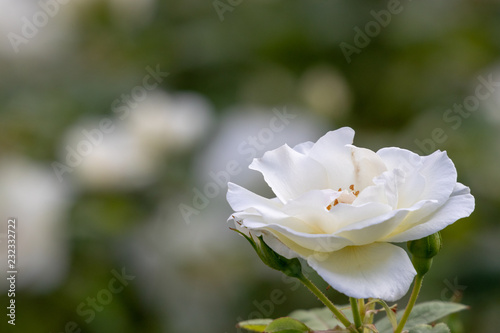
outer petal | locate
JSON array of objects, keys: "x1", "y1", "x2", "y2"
[
  {"x1": 292, "y1": 141, "x2": 314, "y2": 154},
  {"x1": 227, "y1": 182, "x2": 319, "y2": 233},
  {"x1": 418, "y1": 151, "x2": 458, "y2": 204},
  {"x1": 376, "y1": 147, "x2": 423, "y2": 172},
  {"x1": 382, "y1": 183, "x2": 474, "y2": 242},
  {"x1": 240, "y1": 220, "x2": 353, "y2": 252},
  {"x1": 232, "y1": 219, "x2": 309, "y2": 260},
  {"x1": 307, "y1": 243, "x2": 417, "y2": 301},
  {"x1": 249, "y1": 144, "x2": 329, "y2": 203},
  {"x1": 259, "y1": 231, "x2": 308, "y2": 260},
  {"x1": 227, "y1": 182, "x2": 286, "y2": 218}
]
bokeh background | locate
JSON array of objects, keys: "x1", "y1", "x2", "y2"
[{"x1": 1, "y1": 0, "x2": 499, "y2": 332}]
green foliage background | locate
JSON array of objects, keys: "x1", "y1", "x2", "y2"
[{"x1": 1, "y1": 0, "x2": 499, "y2": 332}]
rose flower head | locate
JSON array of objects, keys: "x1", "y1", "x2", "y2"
[{"x1": 227, "y1": 127, "x2": 474, "y2": 301}]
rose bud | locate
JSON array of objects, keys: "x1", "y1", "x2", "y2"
[{"x1": 407, "y1": 232, "x2": 442, "y2": 275}]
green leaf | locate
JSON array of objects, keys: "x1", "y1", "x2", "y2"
[
  {"x1": 408, "y1": 323, "x2": 451, "y2": 333},
  {"x1": 375, "y1": 301, "x2": 468, "y2": 333},
  {"x1": 237, "y1": 319, "x2": 273, "y2": 332},
  {"x1": 288, "y1": 306, "x2": 352, "y2": 330},
  {"x1": 265, "y1": 317, "x2": 311, "y2": 333}
]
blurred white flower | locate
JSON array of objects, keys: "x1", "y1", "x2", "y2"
[
  {"x1": 195, "y1": 106, "x2": 328, "y2": 190},
  {"x1": 60, "y1": 90, "x2": 213, "y2": 190},
  {"x1": 63, "y1": 122, "x2": 158, "y2": 190},
  {"x1": 125, "y1": 197, "x2": 248, "y2": 333},
  {"x1": 0, "y1": 157, "x2": 71, "y2": 292},
  {"x1": 481, "y1": 64, "x2": 500, "y2": 124},
  {"x1": 0, "y1": 0, "x2": 76, "y2": 58},
  {"x1": 126, "y1": 91, "x2": 214, "y2": 153},
  {"x1": 125, "y1": 107, "x2": 327, "y2": 330}
]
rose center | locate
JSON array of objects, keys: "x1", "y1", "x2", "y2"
[{"x1": 326, "y1": 184, "x2": 359, "y2": 210}]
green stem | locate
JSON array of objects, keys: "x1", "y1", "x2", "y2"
[
  {"x1": 298, "y1": 275, "x2": 355, "y2": 332},
  {"x1": 358, "y1": 298, "x2": 365, "y2": 323},
  {"x1": 394, "y1": 274, "x2": 424, "y2": 333},
  {"x1": 350, "y1": 298, "x2": 363, "y2": 333}
]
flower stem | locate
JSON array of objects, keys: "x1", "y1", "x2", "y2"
[
  {"x1": 350, "y1": 298, "x2": 363, "y2": 333},
  {"x1": 298, "y1": 275, "x2": 355, "y2": 332},
  {"x1": 394, "y1": 274, "x2": 424, "y2": 333},
  {"x1": 363, "y1": 298, "x2": 375, "y2": 333},
  {"x1": 358, "y1": 298, "x2": 365, "y2": 323}
]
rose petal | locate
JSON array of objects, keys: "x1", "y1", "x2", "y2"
[
  {"x1": 227, "y1": 183, "x2": 319, "y2": 233},
  {"x1": 382, "y1": 183, "x2": 474, "y2": 242},
  {"x1": 307, "y1": 127, "x2": 356, "y2": 189},
  {"x1": 307, "y1": 243, "x2": 417, "y2": 301},
  {"x1": 334, "y1": 199, "x2": 431, "y2": 245},
  {"x1": 377, "y1": 147, "x2": 427, "y2": 208},
  {"x1": 292, "y1": 141, "x2": 314, "y2": 154},
  {"x1": 377, "y1": 147, "x2": 423, "y2": 171},
  {"x1": 243, "y1": 221, "x2": 353, "y2": 253},
  {"x1": 355, "y1": 168, "x2": 406, "y2": 209},
  {"x1": 227, "y1": 182, "x2": 285, "y2": 216},
  {"x1": 334, "y1": 209, "x2": 406, "y2": 245},
  {"x1": 419, "y1": 150, "x2": 458, "y2": 204},
  {"x1": 232, "y1": 219, "x2": 309, "y2": 260},
  {"x1": 249, "y1": 144, "x2": 329, "y2": 203},
  {"x1": 281, "y1": 189, "x2": 341, "y2": 234},
  {"x1": 326, "y1": 201, "x2": 392, "y2": 233},
  {"x1": 349, "y1": 146, "x2": 387, "y2": 190},
  {"x1": 260, "y1": 230, "x2": 316, "y2": 259}
]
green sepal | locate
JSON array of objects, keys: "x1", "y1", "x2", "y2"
[
  {"x1": 231, "y1": 228, "x2": 303, "y2": 279},
  {"x1": 411, "y1": 257, "x2": 433, "y2": 276}
]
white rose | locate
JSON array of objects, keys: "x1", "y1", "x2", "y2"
[
  {"x1": 0, "y1": 157, "x2": 71, "y2": 292},
  {"x1": 227, "y1": 127, "x2": 474, "y2": 301}
]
